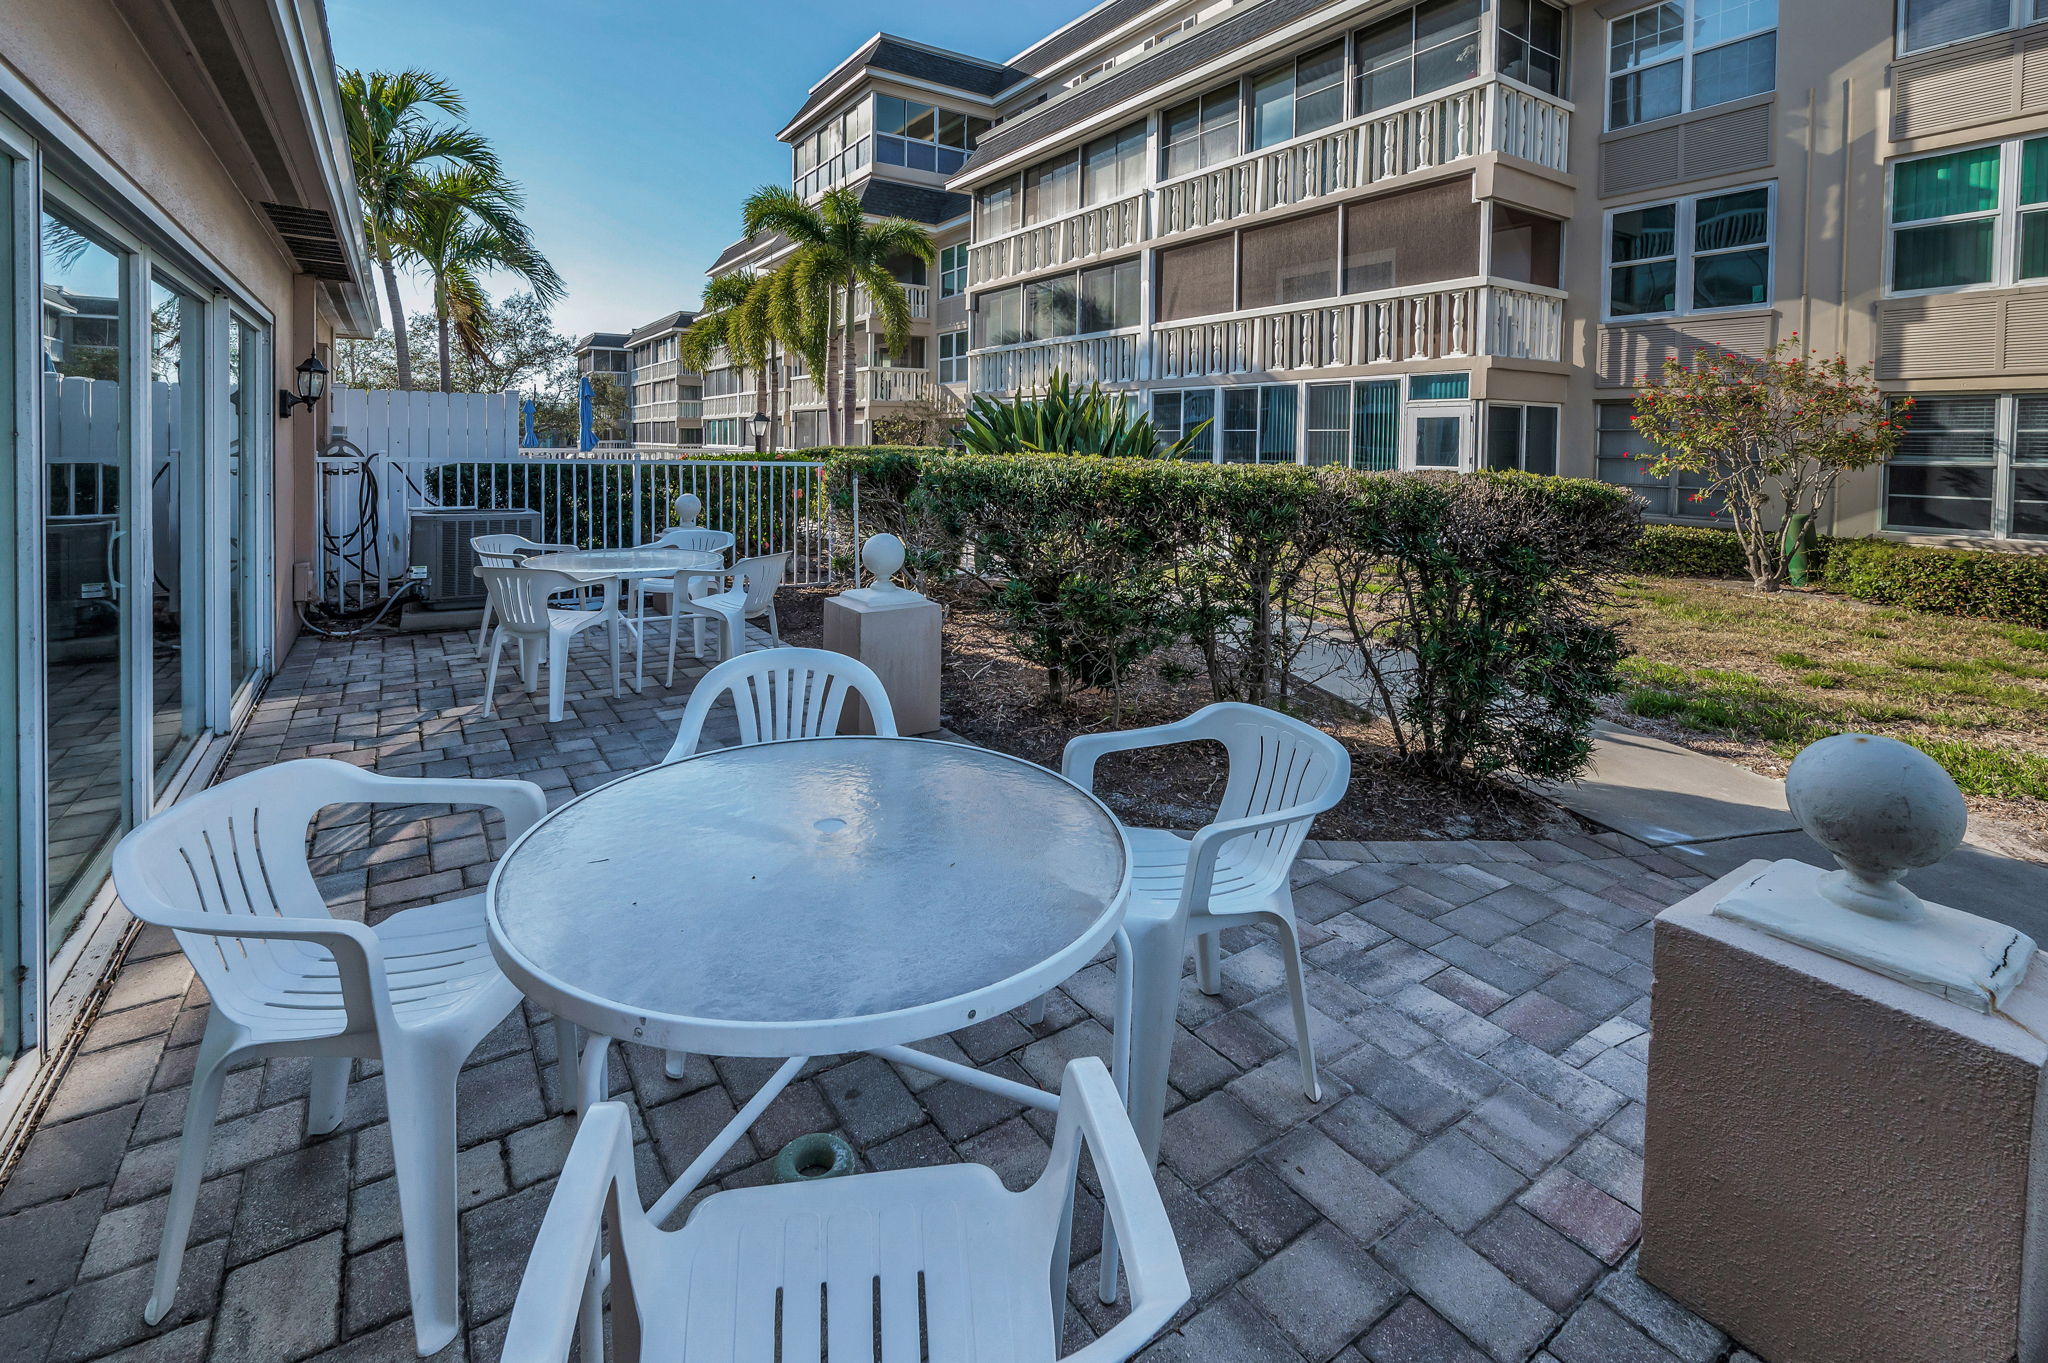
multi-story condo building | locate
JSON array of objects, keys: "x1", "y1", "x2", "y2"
[
  {"x1": 625, "y1": 310, "x2": 703, "y2": 447},
  {"x1": 693, "y1": 0, "x2": 2048, "y2": 547},
  {"x1": 572, "y1": 331, "x2": 632, "y2": 445},
  {"x1": 698, "y1": 36, "x2": 1019, "y2": 448}
]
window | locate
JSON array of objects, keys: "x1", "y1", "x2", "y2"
[
  {"x1": 1882, "y1": 392, "x2": 2048, "y2": 537},
  {"x1": 1410, "y1": 372, "x2": 1470, "y2": 400},
  {"x1": 939, "y1": 244, "x2": 968, "y2": 298},
  {"x1": 1221, "y1": 385, "x2": 1299, "y2": 462},
  {"x1": 938, "y1": 330, "x2": 969, "y2": 383},
  {"x1": 1596, "y1": 401, "x2": 1724, "y2": 517},
  {"x1": 1083, "y1": 122, "x2": 1148, "y2": 205},
  {"x1": 1490, "y1": 206, "x2": 1563, "y2": 287},
  {"x1": 1025, "y1": 152, "x2": 1081, "y2": 225},
  {"x1": 979, "y1": 177, "x2": 1021, "y2": 237},
  {"x1": 1485, "y1": 403, "x2": 1560, "y2": 474},
  {"x1": 1250, "y1": 42, "x2": 1345, "y2": 150},
  {"x1": 1888, "y1": 137, "x2": 2048, "y2": 293},
  {"x1": 1900, "y1": 0, "x2": 2048, "y2": 54},
  {"x1": 871, "y1": 335, "x2": 926, "y2": 369},
  {"x1": 1306, "y1": 380, "x2": 1405, "y2": 468},
  {"x1": 1498, "y1": 0, "x2": 1568, "y2": 94},
  {"x1": 1241, "y1": 210, "x2": 1339, "y2": 308},
  {"x1": 1356, "y1": 0, "x2": 1483, "y2": 115},
  {"x1": 1343, "y1": 180, "x2": 1481, "y2": 293},
  {"x1": 978, "y1": 258, "x2": 1141, "y2": 344},
  {"x1": 1607, "y1": 183, "x2": 1772, "y2": 318},
  {"x1": 1161, "y1": 83, "x2": 1241, "y2": 179},
  {"x1": 795, "y1": 102, "x2": 873, "y2": 198},
  {"x1": 1607, "y1": 0, "x2": 1776, "y2": 130},
  {"x1": 875, "y1": 95, "x2": 988, "y2": 175},
  {"x1": 1156, "y1": 235, "x2": 1236, "y2": 321},
  {"x1": 977, "y1": 288, "x2": 1023, "y2": 347},
  {"x1": 1153, "y1": 389, "x2": 1217, "y2": 459}
]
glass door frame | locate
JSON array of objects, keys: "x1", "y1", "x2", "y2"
[
  {"x1": 1, "y1": 112, "x2": 33, "y2": 1066},
  {"x1": 1405, "y1": 398, "x2": 1476, "y2": 470}
]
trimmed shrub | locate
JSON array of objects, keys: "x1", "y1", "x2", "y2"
[
  {"x1": 1627, "y1": 524, "x2": 1752, "y2": 578},
  {"x1": 825, "y1": 450, "x2": 1641, "y2": 782},
  {"x1": 1821, "y1": 538, "x2": 2048, "y2": 629},
  {"x1": 1323, "y1": 471, "x2": 1642, "y2": 781}
]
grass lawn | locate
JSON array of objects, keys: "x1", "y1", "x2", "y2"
[{"x1": 1605, "y1": 577, "x2": 2048, "y2": 824}]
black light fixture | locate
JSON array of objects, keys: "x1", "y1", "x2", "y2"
[
  {"x1": 279, "y1": 352, "x2": 328, "y2": 417},
  {"x1": 750, "y1": 410, "x2": 770, "y2": 450}
]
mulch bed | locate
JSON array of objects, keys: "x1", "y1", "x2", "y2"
[{"x1": 779, "y1": 583, "x2": 1576, "y2": 841}]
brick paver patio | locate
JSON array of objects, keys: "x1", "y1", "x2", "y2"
[{"x1": 0, "y1": 625, "x2": 1768, "y2": 1363}]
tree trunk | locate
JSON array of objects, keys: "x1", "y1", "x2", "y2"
[
  {"x1": 380, "y1": 254, "x2": 413, "y2": 390},
  {"x1": 842, "y1": 276, "x2": 858, "y2": 448},
  {"x1": 436, "y1": 291, "x2": 454, "y2": 395}
]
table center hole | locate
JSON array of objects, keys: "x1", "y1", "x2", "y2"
[{"x1": 813, "y1": 817, "x2": 847, "y2": 833}]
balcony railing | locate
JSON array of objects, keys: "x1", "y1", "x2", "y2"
[
  {"x1": 852, "y1": 283, "x2": 931, "y2": 320},
  {"x1": 867, "y1": 368, "x2": 934, "y2": 402},
  {"x1": 702, "y1": 390, "x2": 756, "y2": 419},
  {"x1": 968, "y1": 192, "x2": 1148, "y2": 289},
  {"x1": 1109, "y1": 80, "x2": 1571, "y2": 242},
  {"x1": 971, "y1": 332, "x2": 1141, "y2": 395}
]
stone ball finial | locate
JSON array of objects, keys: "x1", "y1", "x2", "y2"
[
  {"x1": 1785, "y1": 733, "x2": 1967, "y2": 922},
  {"x1": 861, "y1": 533, "x2": 906, "y2": 588},
  {"x1": 674, "y1": 492, "x2": 703, "y2": 527}
]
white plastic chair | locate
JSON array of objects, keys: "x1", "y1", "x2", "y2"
[
  {"x1": 477, "y1": 565, "x2": 632, "y2": 722},
  {"x1": 500, "y1": 1057, "x2": 1187, "y2": 1363},
  {"x1": 665, "y1": 647, "x2": 896, "y2": 760},
  {"x1": 672, "y1": 551, "x2": 788, "y2": 673},
  {"x1": 471, "y1": 534, "x2": 577, "y2": 657},
  {"x1": 637, "y1": 527, "x2": 736, "y2": 661},
  {"x1": 1057, "y1": 703, "x2": 1348, "y2": 1300},
  {"x1": 111, "y1": 758, "x2": 547, "y2": 1357},
  {"x1": 650, "y1": 648, "x2": 895, "y2": 1082}
]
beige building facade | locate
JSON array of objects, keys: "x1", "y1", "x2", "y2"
[
  {"x1": 0, "y1": 0, "x2": 375, "y2": 1130},
  {"x1": 701, "y1": 0, "x2": 2047, "y2": 546}
]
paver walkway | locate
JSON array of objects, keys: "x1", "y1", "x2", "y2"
[{"x1": 0, "y1": 626, "x2": 1768, "y2": 1363}]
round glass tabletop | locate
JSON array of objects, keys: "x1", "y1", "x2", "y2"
[
  {"x1": 487, "y1": 736, "x2": 1130, "y2": 1056},
  {"x1": 523, "y1": 548, "x2": 723, "y2": 577}
]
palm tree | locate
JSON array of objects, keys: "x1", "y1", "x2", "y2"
[
  {"x1": 680, "y1": 271, "x2": 779, "y2": 449},
  {"x1": 742, "y1": 186, "x2": 934, "y2": 446},
  {"x1": 338, "y1": 69, "x2": 500, "y2": 390},
  {"x1": 401, "y1": 168, "x2": 564, "y2": 393}
]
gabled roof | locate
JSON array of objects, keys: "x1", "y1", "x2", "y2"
[
  {"x1": 627, "y1": 310, "x2": 696, "y2": 344},
  {"x1": 859, "y1": 178, "x2": 970, "y2": 225},
  {"x1": 707, "y1": 232, "x2": 791, "y2": 277},
  {"x1": 575, "y1": 332, "x2": 630, "y2": 351},
  {"x1": 780, "y1": 33, "x2": 1032, "y2": 140}
]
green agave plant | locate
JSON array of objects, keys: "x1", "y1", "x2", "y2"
[{"x1": 959, "y1": 372, "x2": 1209, "y2": 459}]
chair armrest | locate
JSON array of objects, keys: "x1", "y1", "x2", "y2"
[
  {"x1": 1177, "y1": 806, "x2": 1312, "y2": 906},
  {"x1": 122, "y1": 897, "x2": 393, "y2": 1039},
  {"x1": 502, "y1": 1103, "x2": 637, "y2": 1363},
  {"x1": 330, "y1": 769, "x2": 550, "y2": 840},
  {"x1": 1060, "y1": 714, "x2": 1213, "y2": 792},
  {"x1": 1050, "y1": 1059, "x2": 1189, "y2": 1358}
]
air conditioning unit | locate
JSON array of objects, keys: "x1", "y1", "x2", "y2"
[{"x1": 408, "y1": 507, "x2": 542, "y2": 611}]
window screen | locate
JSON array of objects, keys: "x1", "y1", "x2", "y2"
[
  {"x1": 1083, "y1": 123, "x2": 1148, "y2": 205},
  {"x1": 2015, "y1": 396, "x2": 2048, "y2": 535},
  {"x1": 1343, "y1": 180, "x2": 1480, "y2": 293},
  {"x1": 1902, "y1": 0, "x2": 2012, "y2": 52},
  {"x1": 1157, "y1": 235, "x2": 1237, "y2": 321},
  {"x1": 1306, "y1": 384, "x2": 1351, "y2": 466},
  {"x1": 1885, "y1": 395, "x2": 1998, "y2": 532},
  {"x1": 1025, "y1": 276, "x2": 1079, "y2": 341},
  {"x1": 1491, "y1": 207, "x2": 1563, "y2": 288},
  {"x1": 1354, "y1": 380, "x2": 1401, "y2": 471},
  {"x1": 1025, "y1": 153, "x2": 1081, "y2": 225},
  {"x1": 1596, "y1": 401, "x2": 1722, "y2": 517},
  {"x1": 1079, "y1": 259, "x2": 1141, "y2": 332},
  {"x1": 978, "y1": 288, "x2": 1022, "y2": 347},
  {"x1": 1241, "y1": 210, "x2": 1339, "y2": 308}
]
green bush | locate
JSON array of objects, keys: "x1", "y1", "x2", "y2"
[
  {"x1": 1820, "y1": 539, "x2": 2048, "y2": 629},
  {"x1": 826, "y1": 450, "x2": 1641, "y2": 781},
  {"x1": 1627, "y1": 524, "x2": 1753, "y2": 578}
]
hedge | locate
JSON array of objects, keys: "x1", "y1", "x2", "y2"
[
  {"x1": 1627, "y1": 522, "x2": 2048, "y2": 628},
  {"x1": 825, "y1": 449, "x2": 1642, "y2": 782}
]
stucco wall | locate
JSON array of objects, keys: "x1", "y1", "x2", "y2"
[{"x1": 0, "y1": 0, "x2": 328, "y2": 654}]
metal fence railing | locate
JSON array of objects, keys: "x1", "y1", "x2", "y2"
[{"x1": 315, "y1": 447, "x2": 840, "y2": 610}]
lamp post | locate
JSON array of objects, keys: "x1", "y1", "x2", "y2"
[
  {"x1": 278, "y1": 352, "x2": 328, "y2": 418},
  {"x1": 750, "y1": 410, "x2": 769, "y2": 455}
]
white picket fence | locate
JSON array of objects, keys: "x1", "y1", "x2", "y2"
[
  {"x1": 318, "y1": 388, "x2": 840, "y2": 610},
  {"x1": 45, "y1": 372, "x2": 190, "y2": 593}
]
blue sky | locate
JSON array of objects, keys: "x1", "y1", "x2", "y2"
[{"x1": 327, "y1": 0, "x2": 1100, "y2": 338}]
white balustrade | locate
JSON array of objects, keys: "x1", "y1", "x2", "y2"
[
  {"x1": 970, "y1": 333, "x2": 1141, "y2": 395},
  {"x1": 967, "y1": 193, "x2": 1149, "y2": 288},
  {"x1": 866, "y1": 368, "x2": 935, "y2": 403},
  {"x1": 852, "y1": 284, "x2": 931, "y2": 320}
]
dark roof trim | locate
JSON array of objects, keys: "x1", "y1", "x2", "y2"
[
  {"x1": 575, "y1": 333, "x2": 630, "y2": 349},
  {"x1": 779, "y1": 33, "x2": 1032, "y2": 139},
  {"x1": 967, "y1": 0, "x2": 1328, "y2": 170},
  {"x1": 627, "y1": 310, "x2": 696, "y2": 343},
  {"x1": 707, "y1": 231, "x2": 792, "y2": 276},
  {"x1": 1009, "y1": 0, "x2": 1162, "y2": 74}
]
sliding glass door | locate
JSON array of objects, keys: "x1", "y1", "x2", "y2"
[
  {"x1": 39, "y1": 203, "x2": 135, "y2": 950},
  {"x1": 149, "y1": 275, "x2": 208, "y2": 787}
]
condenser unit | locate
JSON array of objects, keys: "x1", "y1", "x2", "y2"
[{"x1": 407, "y1": 507, "x2": 541, "y2": 611}]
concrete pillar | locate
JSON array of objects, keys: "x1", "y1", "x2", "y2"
[{"x1": 823, "y1": 535, "x2": 942, "y2": 736}]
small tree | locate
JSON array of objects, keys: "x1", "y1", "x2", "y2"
[{"x1": 1629, "y1": 337, "x2": 1908, "y2": 591}]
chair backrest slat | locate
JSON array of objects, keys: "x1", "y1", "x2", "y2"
[
  {"x1": 732, "y1": 553, "x2": 789, "y2": 615},
  {"x1": 665, "y1": 647, "x2": 897, "y2": 760},
  {"x1": 477, "y1": 565, "x2": 585, "y2": 636},
  {"x1": 1200, "y1": 704, "x2": 1350, "y2": 895},
  {"x1": 645, "y1": 528, "x2": 735, "y2": 556}
]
